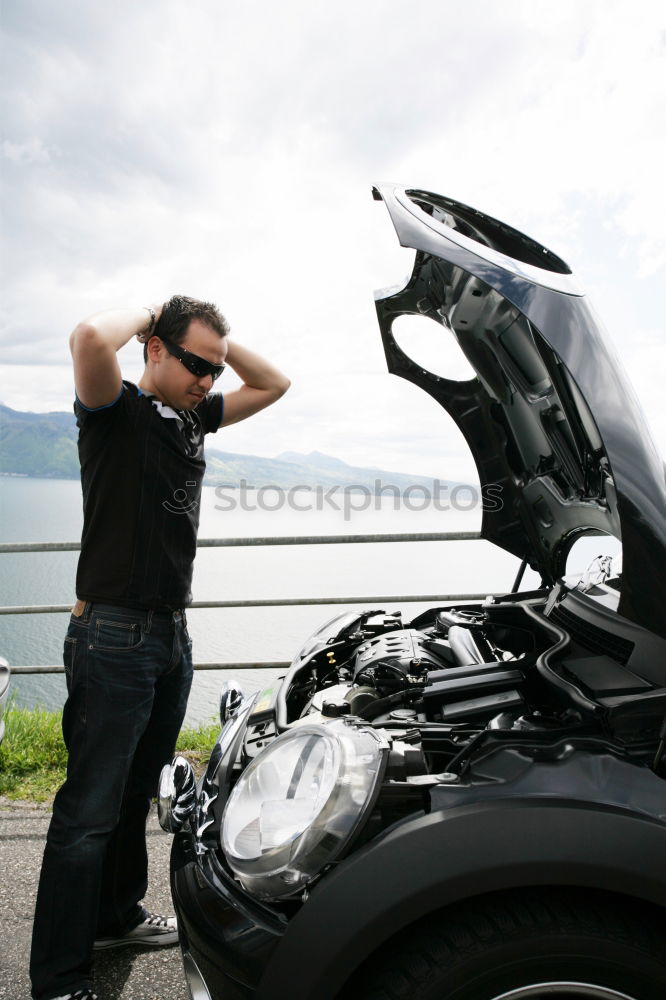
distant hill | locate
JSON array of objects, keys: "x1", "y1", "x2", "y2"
[
  {"x1": 0, "y1": 403, "x2": 457, "y2": 492},
  {"x1": 0, "y1": 403, "x2": 80, "y2": 480},
  {"x1": 204, "y1": 447, "x2": 454, "y2": 492}
]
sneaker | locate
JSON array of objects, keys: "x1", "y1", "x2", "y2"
[
  {"x1": 94, "y1": 912, "x2": 178, "y2": 950},
  {"x1": 51, "y1": 992, "x2": 98, "y2": 999}
]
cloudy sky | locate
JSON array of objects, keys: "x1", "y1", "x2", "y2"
[{"x1": 2, "y1": 0, "x2": 665, "y2": 481}]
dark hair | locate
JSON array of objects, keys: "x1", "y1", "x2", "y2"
[{"x1": 144, "y1": 295, "x2": 229, "y2": 362}]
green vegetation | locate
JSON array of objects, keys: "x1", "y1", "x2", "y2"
[
  {"x1": 0, "y1": 404, "x2": 80, "y2": 479},
  {"x1": 175, "y1": 719, "x2": 220, "y2": 769},
  {"x1": 0, "y1": 704, "x2": 69, "y2": 801},
  {"x1": 0, "y1": 702, "x2": 220, "y2": 802}
]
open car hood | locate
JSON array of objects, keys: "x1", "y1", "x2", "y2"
[{"x1": 373, "y1": 184, "x2": 666, "y2": 640}]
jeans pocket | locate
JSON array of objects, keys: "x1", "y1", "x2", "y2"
[
  {"x1": 63, "y1": 635, "x2": 87, "y2": 722},
  {"x1": 63, "y1": 635, "x2": 77, "y2": 682},
  {"x1": 93, "y1": 616, "x2": 145, "y2": 652}
]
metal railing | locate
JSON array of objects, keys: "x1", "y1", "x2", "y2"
[{"x1": 2, "y1": 531, "x2": 489, "y2": 675}]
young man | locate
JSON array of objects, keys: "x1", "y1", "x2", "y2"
[{"x1": 30, "y1": 295, "x2": 290, "y2": 1000}]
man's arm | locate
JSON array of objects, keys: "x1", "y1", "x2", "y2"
[
  {"x1": 220, "y1": 341, "x2": 290, "y2": 427},
  {"x1": 69, "y1": 305, "x2": 159, "y2": 409}
]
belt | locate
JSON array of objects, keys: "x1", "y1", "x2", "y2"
[{"x1": 72, "y1": 599, "x2": 187, "y2": 618}]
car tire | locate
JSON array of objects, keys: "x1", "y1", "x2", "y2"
[{"x1": 345, "y1": 889, "x2": 666, "y2": 1000}]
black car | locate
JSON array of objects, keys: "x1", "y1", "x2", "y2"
[{"x1": 159, "y1": 185, "x2": 666, "y2": 1000}]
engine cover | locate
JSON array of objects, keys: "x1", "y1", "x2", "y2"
[{"x1": 352, "y1": 629, "x2": 450, "y2": 680}]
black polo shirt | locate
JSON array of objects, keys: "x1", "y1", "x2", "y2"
[{"x1": 74, "y1": 380, "x2": 223, "y2": 608}]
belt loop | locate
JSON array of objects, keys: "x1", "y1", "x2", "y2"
[
  {"x1": 146, "y1": 609, "x2": 153, "y2": 633},
  {"x1": 83, "y1": 601, "x2": 92, "y2": 623}
]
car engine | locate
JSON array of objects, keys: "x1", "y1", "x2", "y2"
[{"x1": 234, "y1": 586, "x2": 666, "y2": 846}]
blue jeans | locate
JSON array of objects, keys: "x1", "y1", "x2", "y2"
[{"x1": 30, "y1": 602, "x2": 193, "y2": 1000}]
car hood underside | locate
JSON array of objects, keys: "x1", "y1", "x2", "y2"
[{"x1": 372, "y1": 184, "x2": 666, "y2": 640}]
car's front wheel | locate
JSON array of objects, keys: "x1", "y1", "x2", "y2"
[{"x1": 346, "y1": 889, "x2": 666, "y2": 1000}]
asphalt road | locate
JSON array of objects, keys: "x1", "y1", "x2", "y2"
[{"x1": 0, "y1": 799, "x2": 190, "y2": 1000}]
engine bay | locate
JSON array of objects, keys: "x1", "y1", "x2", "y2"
[{"x1": 242, "y1": 588, "x2": 666, "y2": 801}]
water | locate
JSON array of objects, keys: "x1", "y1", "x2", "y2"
[{"x1": 0, "y1": 477, "x2": 530, "y2": 725}]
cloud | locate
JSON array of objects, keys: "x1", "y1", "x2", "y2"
[
  {"x1": 1, "y1": 0, "x2": 664, "y2": 473},
  {"x1": 2, "y1": 137, "x2": 53, "y2": 164}
]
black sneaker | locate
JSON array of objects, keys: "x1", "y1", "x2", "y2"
[
  {"x1": 93, "y1": 911, "x2": 178, "y2": 949},
  {"x1": 51, "y1": 991, "x2": 98, "y2": 1000}
]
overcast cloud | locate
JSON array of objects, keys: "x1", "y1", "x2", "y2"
[{"x1": 1, "y1": 0, "x2": 665, "y2": 480}]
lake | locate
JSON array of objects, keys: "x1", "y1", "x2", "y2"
[{"x1": 0, "y1": 476, "x2": 536, "y2": 725}]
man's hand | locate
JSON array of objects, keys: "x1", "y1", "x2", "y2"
[
  {"x1": 70, "y1": 305, "x2": 162, "y2": 410},
  {"x1": 220, "y1": 341, "x2": 290, "y2": 427}
]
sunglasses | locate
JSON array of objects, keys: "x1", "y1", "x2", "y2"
[{"x1": 159, "y1": 336, "x2": 226, "y2": 381}]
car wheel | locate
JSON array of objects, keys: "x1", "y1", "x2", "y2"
[{"x1": 345, "y1": 889, "x2": 666, "y2": 1000}]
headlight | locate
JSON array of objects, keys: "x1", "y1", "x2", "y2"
[{"x1": 221, "y1": 719, "x2": 388, "y2": 900}]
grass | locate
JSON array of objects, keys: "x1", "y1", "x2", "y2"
[{"x1": 0, "y1": 701, "x2": 220, "y2": 803}]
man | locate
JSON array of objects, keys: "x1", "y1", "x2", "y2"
[{"x1": 30, "y1": 295, "x2": 290, "y2": 1000}]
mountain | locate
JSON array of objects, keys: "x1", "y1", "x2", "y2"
[
  {"x1": 277, "y1": 450, "x2": 350, "y2": 470},
  {"x1": 0, "y1": 404, "x2": 455, "y2": 491},
  {"x1": 204, "y1": 447, "x2": 453, "y2": 492},
  {"x1": 0, "y1": 404, "x2": 79, "y2": 479}
]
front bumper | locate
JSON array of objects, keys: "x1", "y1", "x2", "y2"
[{"x1": 171, "y1": 831, "x2": 285, "y2": 1000}]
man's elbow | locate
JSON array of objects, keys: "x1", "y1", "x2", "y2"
[
  {"x1": 263, "y1": 374, "x2": 290, "y2": 405},
  {"x1": 274, "y1": 374, "x2": 291, "y2": 399},
  {"x1": 69, "y1": 322, "x2": 99, "y2": 356}
]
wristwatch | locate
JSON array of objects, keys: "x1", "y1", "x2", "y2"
[{"x1": 143, "y1": 306, "x2": 156, "y2": 334}]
